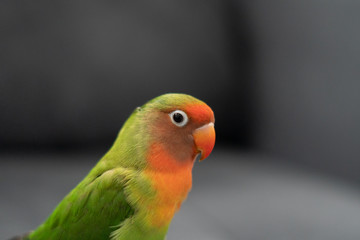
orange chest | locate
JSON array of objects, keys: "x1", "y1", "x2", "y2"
[
  {"x1": 143, "y1": 166, "x2": 193, "y2": 227},
  {"x1": 145, "y1": 143, "x2": 195, "y2": 206},
  {"x1": 143, "y1": 142, "x2": 195, "y2": 227},
  {"x1": 145, "y1": 166, "x2": 193, "y2": 206}
]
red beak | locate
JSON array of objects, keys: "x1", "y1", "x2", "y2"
[{"x1": 192, "y1": 123, "x2": 216, "y2": 161}]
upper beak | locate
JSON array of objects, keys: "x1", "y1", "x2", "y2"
[{"x1": 192, "y1": 122, "x2": 216, "y2": 161}]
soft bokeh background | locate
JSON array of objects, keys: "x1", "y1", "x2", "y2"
[{"x1": 1, "y1": 1, "x2": 360, "y2": 239}]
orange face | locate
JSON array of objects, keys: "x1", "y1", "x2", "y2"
[{"x1": 146, "y1": 102, "x2": 215, "y2": 171}]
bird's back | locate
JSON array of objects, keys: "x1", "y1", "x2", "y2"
[{"x1": 27, "y1": 168, "x2": 134, "y2": 240}]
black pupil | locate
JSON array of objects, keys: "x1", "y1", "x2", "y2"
[{"x1": 173, "y1": 113, "x2": 184, "y2": 123}]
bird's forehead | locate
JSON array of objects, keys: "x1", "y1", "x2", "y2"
[{"x1": 183, "y1": 103, "x2": 214, "y2": 123}]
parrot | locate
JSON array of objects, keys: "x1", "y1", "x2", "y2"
[{"x1": 11, "y1": 93, "x2": 215, "y2": 240}]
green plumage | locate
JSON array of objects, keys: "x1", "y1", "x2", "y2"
[
  {"x1": 28, "y1": 99, "x2": 157, "y2": 240},
  {"x1": 30, "y1": 172, "x2": 134, "y2": 239},
  {"x1": 28, "y1": 107, "x2": 145, "y2": 240}
]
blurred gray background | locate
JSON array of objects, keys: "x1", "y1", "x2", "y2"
[{"x1": 1, "y1": 1, "x2": 360, "y2": 239}]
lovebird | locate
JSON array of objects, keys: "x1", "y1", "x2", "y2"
[{"x1": 12, "y1": 93, "x2": 215, "y2": 240}]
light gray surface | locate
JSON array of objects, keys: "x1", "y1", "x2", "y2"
[{"x1": 1, "y1": 150, "x2": 360, "y2": 239}]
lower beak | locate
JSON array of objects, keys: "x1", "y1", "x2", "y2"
[{"x1": 192, "y1": 123, "x2": 216, "y2": 161}]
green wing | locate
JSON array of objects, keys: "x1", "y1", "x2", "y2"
[{"x1": 29, "y1": 168, "x2": 135, "y2": 240}]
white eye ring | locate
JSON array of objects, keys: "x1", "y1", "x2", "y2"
[{"x1": 169, "y1": 110, "x2": 189, "y2": 127}]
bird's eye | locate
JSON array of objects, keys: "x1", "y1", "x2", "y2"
[{"x1": 169, "y1": 110, "x2": 188, "y2": 127}]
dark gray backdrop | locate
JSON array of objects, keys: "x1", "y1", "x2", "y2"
[{"x1": 1, "y1": 0, "x2": 359, "y2": 182}]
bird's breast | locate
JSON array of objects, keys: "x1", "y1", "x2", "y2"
[
  {"x1": 140, "y1": 142, "x2": 195, "y2": 227},
  {"x1": 144, "y1": 165, "x2": 193, "y2": 227}
]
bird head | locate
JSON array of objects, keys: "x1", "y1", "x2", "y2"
[
  {"x1": 139, "y1": 94, "x2": 215, "y2": 167},
  {"x1": 108, "y1": 93, "x2": 215, "y2": 171}
]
